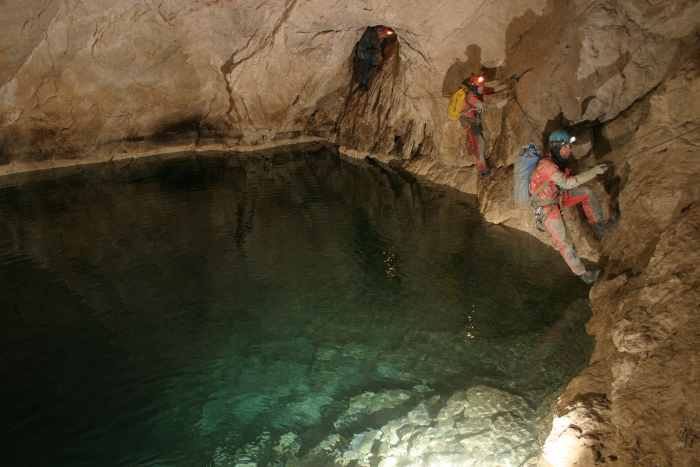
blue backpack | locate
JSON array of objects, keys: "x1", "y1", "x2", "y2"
[{"x1": 513, "y1": 143, "x2": 541, "y2": 209}]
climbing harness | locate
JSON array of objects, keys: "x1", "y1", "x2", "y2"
[
  {"x1": 534, "y1": 207, "x2": 546, "y2": 231},
  {"x1": 529, "y1": 169, "x2": 562, "y2": 232},
  {"x1": 449, "y1": 90, "x2": 485, "y2": 126},
  {"x1": 475, "y1": 106, "x2": 484, "y2": 126}
]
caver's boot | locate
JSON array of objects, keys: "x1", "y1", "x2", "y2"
[
  {"x1": 591, "y1": 215, "x2": 619, "y2": 237},
  {"x1": 581, "y1": 269, "x2": 603, "y2": 284},
  {"x1": 479, "y1": 168, "x2": 493, "y2": 176}
]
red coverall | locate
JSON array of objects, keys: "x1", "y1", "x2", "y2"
[
  {"x1": 460, "y1": 88, "x2": 495, "y2": 171},
  {"x1": 530, "y1": 157, "x2": 605, "y2": 275}
]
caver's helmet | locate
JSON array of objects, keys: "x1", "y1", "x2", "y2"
[
  {"x1": 549, "y1": 130, "x2": 576, "y2": 148},
  {"x1": 468, "y1": 75, "x2": 486, "y2": 96},
  {"x1": 374, "y1": 25, "x2": 394, "y2": 36}
]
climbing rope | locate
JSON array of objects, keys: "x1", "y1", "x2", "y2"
[
  {"x1": 493, "y1": 68, "x2": 545, "y2": 146},
  {"x1": 495, "y1": 68, "x2": 534, "y2": 88},
  {"x1": 400, "y1": 68, "x2": 535, "y2": 100},
  {"x1": 394, "y1": 88, "x2": 446, "y2": 100},
  {"x1": 396, "y1": 66, "x2": 699, "y2": 164},
  {"x1": 511, "y1": 93, "x2": 545, "y2": 147},
  {"x1": 610, "y1": 122, "x2": 700, "y2": 166},
  {"x1": 412, "y1": 93, "x2": 448, "y2": 99},
  {"x1": 620, "y1": 116, "x2": 700, "y2": 143},
  {"x1": 480, "y1": 69, "x2": 541, "y2": 159}
]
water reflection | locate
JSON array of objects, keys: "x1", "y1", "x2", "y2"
[{"x1": 0, "y1": 144, "x2": 592, "y2": 466}]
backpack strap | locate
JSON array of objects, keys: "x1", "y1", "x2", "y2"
[
  {"x1": 529, "y1": 168, "x2": 559, "y2": 207},
  {"x1": 462, "y1": 92, "x2": 481, "y2": 123}
]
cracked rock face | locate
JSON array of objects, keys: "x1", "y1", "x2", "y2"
[
  {"x1": 0, "y1": 0, "x2": 547, "y2": 170},
  {"x1": 2, "y1": 0, "x2": 700, "y2": 465}
]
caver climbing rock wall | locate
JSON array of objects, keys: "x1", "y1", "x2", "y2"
[{"x1": 1, "y1": 0, "x2": 699, "y2": 464}]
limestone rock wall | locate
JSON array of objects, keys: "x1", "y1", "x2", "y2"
[
  {"x1": 1, "y1": 0, "x2": 700, "y2": 465},
  {"x1": 0, "y1": 0, "x2": 545, "y2": 172},
  {"x1": 538, "y1": 55, "x2": 700, "y2": 467}
]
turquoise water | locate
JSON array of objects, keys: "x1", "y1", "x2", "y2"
[{"x1": 0, "y1": 145, "x2": 592, "y2": 466}]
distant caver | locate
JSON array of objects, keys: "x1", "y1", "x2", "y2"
[{"x1": 449, "y1": 75, "x2": 509, "y2": 175}]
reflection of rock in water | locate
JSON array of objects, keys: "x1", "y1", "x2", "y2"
[
  {"x1": 0, "y1": 148, "x2": 593, "y2": 466},
  {"x1": 225, "y1": 385, "x2": 545, "y2": 467}
]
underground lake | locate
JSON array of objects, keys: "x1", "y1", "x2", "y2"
[{"x1": 0, "y1": 144, "x2": 594, "y2": 467}]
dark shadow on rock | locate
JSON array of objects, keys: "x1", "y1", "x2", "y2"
[
  {"x1": 442, "y1": 44, "x2": 485, "y2": 97},
  {"x1": 505, "y1": 9, "x2": 540, "y2": 55},
  {"x1": 152, "y1": 119, "x2": 199, "y2": 143},
  {"x1": 498, "y1": 0, "x2": 583, "y2": 148},
  {"x1": 580, "y1": 96, "x2": 596, "y2": 116}
]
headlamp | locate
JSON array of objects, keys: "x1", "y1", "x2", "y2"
[
  {"x1": 569, "y1": 136, "x2": 576, "y2": 143},
  {"x1": 470, "y1": 75, "x2": 486, "y2": 86}
]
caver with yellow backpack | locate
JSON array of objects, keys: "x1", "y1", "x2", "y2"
[{"x1": 447, "y1": 75, "x2": 509, "y2": 175}]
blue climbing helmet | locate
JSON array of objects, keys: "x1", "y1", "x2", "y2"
[{"x1": 549, "y1": 130, "x2": 576, "y2": 148}]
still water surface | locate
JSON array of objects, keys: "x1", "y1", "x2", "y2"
[{"x1": 0, "y1": 145, "x2": 592, "y2": 466}]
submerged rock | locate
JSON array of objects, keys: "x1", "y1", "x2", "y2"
[
  {"x1": 334, "y1": 389, "x2": 414, "y2": 431},
  {"x1": 273, "y1": 432, "x2": 301, "y2": 457},
  {"x1": 306, "y1": 385, "x2": 543, "y2": 467}
]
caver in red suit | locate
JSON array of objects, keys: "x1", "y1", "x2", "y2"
[
  {"x1": 459, "y1": 75, "x2": 508, "y2": 175},
  {"x1": 529, "y1": 131, "x2": 618, "y2": 284}
]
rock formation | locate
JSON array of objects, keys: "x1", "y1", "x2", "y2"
[{"x1": 1, "y1": 0, "x2": 699, "y2": 464}]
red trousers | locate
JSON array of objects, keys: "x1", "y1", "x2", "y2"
[
  {"x1": 461, "y1": 122, "x2": 488, "y2": 171},
  {"x1": 543, "y1": 186, "x2": 604, "y2": 275}
]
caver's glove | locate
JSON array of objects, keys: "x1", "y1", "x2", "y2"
[
  {"x1": 484, "y1": 80, "x2": 508, "y2": 92},
  {"x1": 477, "y1": 97, "x2": 510, "y2": 111},
  {"x1": 592, "y1": 163, "x2": 608, "y2": 175},
  {"x1": 576, "y1": 164, "x2": 608, "y2": 185},
  {"x1": 493, "y1": 98, "x2": 509, "y2": 109}
]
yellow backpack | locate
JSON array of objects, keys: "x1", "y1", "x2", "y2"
[{"x1": 446, "y1": 87, "x2": 467, "y2": 121}]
